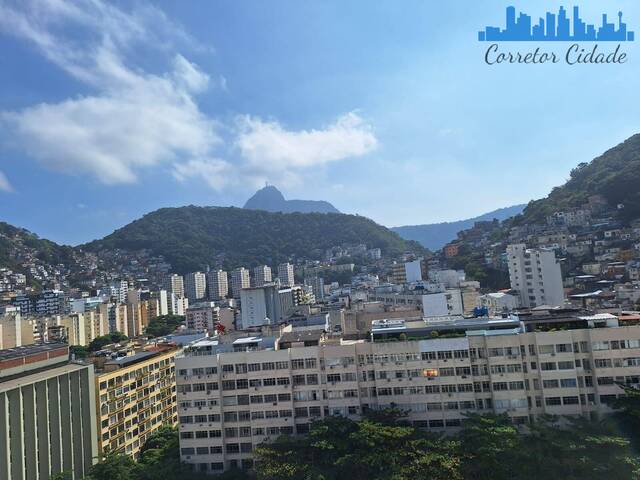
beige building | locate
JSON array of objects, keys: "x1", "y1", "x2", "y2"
[
  {"x1": 0, "y1": 307, "x2": 35, "y2": 349},
  {"x1": 95, "y1": 346, "x2": 178, "y2": 457},
  {"x1": 176, "y1": 321, "x2": 640, "y2": 473},
  {"x1": 0, "y1": 343, "x2": 98, "y2": 480}
]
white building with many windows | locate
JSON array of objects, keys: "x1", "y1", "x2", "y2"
[
  {"x1": 507, "y1": 244, "x2": 564, "y2": 308},
  {"x1": 175, "y1": 315, "x2": 640, "y2": 474}
]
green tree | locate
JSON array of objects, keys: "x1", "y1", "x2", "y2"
[
  {"x1": 145, "y1": 315, "x2": 185, "y2": 337},
  {"x1": 85, "y1": 452, "x2": 138, "y2": 480},
  {"x1": 88, "y1": 332, "x2": 128, "y2": 352}
]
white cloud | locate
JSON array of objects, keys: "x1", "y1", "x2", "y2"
[
  {"x1": 172, "y1": 158, "x2": 233, "y2": 191},
  {"x1": 0, "y1": 0, "x2": 224, "y2": 185},
  {"x1": 0, "y1": 0, "x2": 377, "y2": 192},
  {"x1": 0, "y1": 170, "x2": 12, "y2": 192},
  {"x1": 235, "y1": 112, "x2": 378, "y2": 172}
]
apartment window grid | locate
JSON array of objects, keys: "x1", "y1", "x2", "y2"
[{"x1": 176, "y1": 330, "x2": 640, "y2": 473}]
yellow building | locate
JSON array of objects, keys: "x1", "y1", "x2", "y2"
[{"x1": 95, "y1": 345, "x2": 178, "y2": 456}]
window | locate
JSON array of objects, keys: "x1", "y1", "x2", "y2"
[
  {"x1": 560, "y1": 378, "x2": 577, "y2": 388},
  {"x1": 248, "y1": 363, "x2": 261, "y2": 372},
  {"x1": 541, "y1": 362, "x2": 557, "y2": 371},
  {"x1": 557, "y1": 361, "x2": 574, "y2": 370},
  {"x1": 262, "y1": 362, "x2": 275, "y2": 370},
  {"x1": 222, "y1": 365, "x2": 234, "y2": 373},
  {"x1": 276, "y1": 361, "x2": 289, "y2": 369},
  {"x1": 492, "y1": 382, "x2": 508, "y2": 391},
  {"x1": 543, "y1": 379, "x2": 559, "y2": 389},
  {"x1": 545, "y1": 397, "x2": 562, "y2": 406},
  {"x1": 538, "y1": 345, "x2": 555, "y2": 355},
  {"x1": 562, "y1": 396, "x2": 579, "y2": 405},
  {"x1": 291, "y1": 359, "x2": 305, "y2": 370},
  {"x1": 595, "y1": 358, "x2": 613, "y2": 368}
]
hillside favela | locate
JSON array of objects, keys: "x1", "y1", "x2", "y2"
[{"x1": 3, "y1": 1, "x2": 640, "y2": 480}]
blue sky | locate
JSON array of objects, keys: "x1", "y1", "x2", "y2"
[{"x1": 1, "y1": 0, "x2": 639, "y2": 245}]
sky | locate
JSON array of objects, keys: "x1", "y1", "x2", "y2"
[{"x1": 1, "y1": 0, "x2": 640, "y2": 245}]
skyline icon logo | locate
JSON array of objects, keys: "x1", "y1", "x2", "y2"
[{"x1": 479, "y1": 6, "x2": 635, "y2": 42}]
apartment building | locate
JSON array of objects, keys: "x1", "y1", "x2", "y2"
[
  {"x1": 230, "y1": 268, "x2": 251, "y2": 300},
  {"x1": 185, "y1": 272, "x2": 207, "y2": 302},
  {"x1": 175, "y1": 317, "x2": 640, "y2": 473},
  {"x1": 252, "y1": 266, "x2": 272, "y2": 288},
  {"x1": 507, "y1": 244, "x2": 565, "y2": 308},
  {"x1": 94, "y1": 346, "x2": 178, "y2": 457},
  {"x1": 166, "y1": 274, "x2": 185, "y2": 299},
  {"x1": 0, "y1": 343, "x2": 98, "y2": 480},
  {"x1": 186, "y1": 302, "x2": 220, "y2": 333},
  {"x1": 207, "y1": 270, "x2": 229, "y2": 301},
  {"x1": 277, "y1": 263, "x2": 295, "y2": 288}
]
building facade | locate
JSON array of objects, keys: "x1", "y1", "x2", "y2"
[
  {"x1": 207, "y1": 270, "x2": 229, "y2": 301},
  {"x1": 277, "y1": 263, "x2": 295, "y2": 288},
  {"x1": 0, "y1": 343, "x2": 98, "y2": 480},
  {"x1": 507, "y1": 244, "x2": 565, "y2": 308},
  {"x1": 95, "y1": 347, "x2": 178, "y2": 457},
  {"x1": 185, "y1": 272, "x2": 207, "y2": 303},
  {"x1": 175, "y1": 323, "x2": 640, "y2": 473},
  {"x1": 252, "y1": 266, "x2": 272, "y2": 288},
  {"x1": 230, "y1": 268, "x2": 251, "y2": 300}
]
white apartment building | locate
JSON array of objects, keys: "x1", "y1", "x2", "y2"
[
  {"x1": 230, "y1": 268, "x2": 251, "y2": 300},
  {"x1": 166, "y1": 274, "x2": 185, "y2": 299},
  {"x1": 207, "y1": 270, "x2": 229, "y2": 301},
  {"x1": 277, "y1": 263, "x2": 295, "y2": 288},
  {"x1": 507, "y1": 244, "x2": 564, "y2": 308},
  {"x1": 171, "y1": 294, "x2": 190, "y2": 316},
  {"x1": 185, "y1": 272, "x2": 207, "y2": 302},
  {"x1": 252, "y1": 266, "x2": 272, "y2": 288},
  {"x1": 240, "y1": 285, "x2": 280, "y2": 329},
  {"x1": 404, "y1": 260, "x2": 423, "y2": 283},
  {"x1": 421, "y1": 290, "x2": 464, "y2": 317},
  {"x1": 176, "y1": 321, "x2": 640, "y2": 473}
]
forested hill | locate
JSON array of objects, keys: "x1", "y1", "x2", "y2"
[
  {"x1": 515, "y1": 133, "x2": 640, "y2": 225},
  {"x1": 84, "y1": 206, "x2": 423, "y2": 272},
  {"x1": 0, "y1": 221, "x2": 75, "y2": 271}
]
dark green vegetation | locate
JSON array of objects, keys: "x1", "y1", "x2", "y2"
[
  {"x1": 392, "y1": 204, "x2": 525, "y2": 250},
  {"x1": 58, "y1": 406, "x2": 640, "y2": 480},
  {"x1": 87, "y1": 332, "x2": 128, "y2": 352},
  {"x1": 515, "y1": 133, "x2": 640, "y2": 224},
  {"x1": 243, "y1": 185, "x2": 340, "y2": 214},
  {"x1": 254, "y1": 412, "x2": 639, "y2": 480},
  {"x1": 84, "y1": 206, "x2": 423, "y2": 273},
  {"x1": 145, "y1": 314, "x2": 184, "y2": 337}
]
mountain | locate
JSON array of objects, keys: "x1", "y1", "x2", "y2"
[
  {"x1": 0, "y1": 221, "x2": 75, "y2": 271},
  {"x1": 515, "y1": 133, "x2": 640, "y2": 225},
  {"x1": 84, "y1": 206, "x2": 422, "y2": 273},
  {"x1": 391, "y1": 204, "x2": 526, "y2": 250},
  {"x1": 243, "y1": 186, "x2": 340, "y2": 214}
]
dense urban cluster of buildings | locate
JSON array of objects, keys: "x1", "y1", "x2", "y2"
[{"x1": 2, "y1": 231, "x2": 640, "y2": 477}]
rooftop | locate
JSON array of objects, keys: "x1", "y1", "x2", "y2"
[{"x1": 0, "y1": 342, "x2": 68, "y2": 362}]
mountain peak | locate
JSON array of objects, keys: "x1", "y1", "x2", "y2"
[{"x1": 243, "y1": 186, "x2": 340, "y2": 214}]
